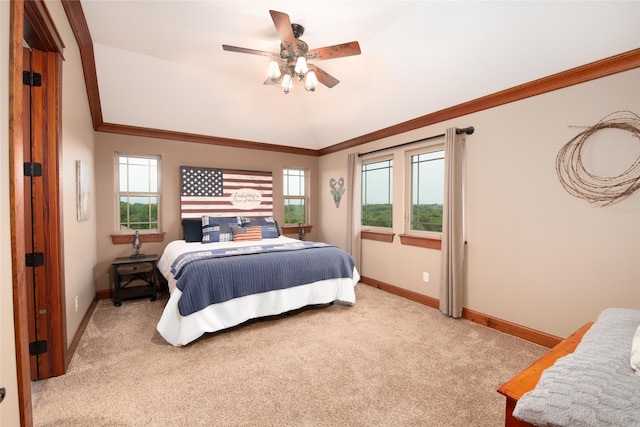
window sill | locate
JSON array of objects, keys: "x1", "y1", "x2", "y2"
[
  {"x1": 399, "y1": 234, "x2": 441, "y2": 250},
  {"x1": 361, "y1": 230, "x2": 395, "y2": 243},
  {"x1": 281, "y1": 225, "x2": 313, "y2": 235},
  {"x1": 110, "y1": 232, "x2": 166, "y2": 245}
]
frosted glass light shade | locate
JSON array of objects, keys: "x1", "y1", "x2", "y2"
[
  {"x1": 281, "y1": 73, "x2": 293, "y2": 88},
  {"x1": 267, "y1": 61, "x2": 281, "y2": 79},
  {"x1": 294, "y1": 57, "x2": 308, "y2": 74},
  {"x1": 304, "y1": 71, "x2": 318, "y2": 91}
]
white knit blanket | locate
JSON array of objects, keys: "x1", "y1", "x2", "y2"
[{"x1": 513, "y1": 308, "x2": 640, "y2": 427}]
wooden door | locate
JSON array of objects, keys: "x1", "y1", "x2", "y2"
[{"x1": 22, "y1": 46, "x2": 66, "y2": 381}]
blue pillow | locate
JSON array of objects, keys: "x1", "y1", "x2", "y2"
[
  {"x1": 238, "y1": 216, "x2": 280, "y2": 239},
  {"x1": 182, "y1": 219, "x2": 203, "y2": 242},
  {"x1": 201, "y1": 216, "x2": 240, "y2": 243}
]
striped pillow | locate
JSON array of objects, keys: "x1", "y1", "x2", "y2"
[{"x1": 232, "y1": 226, "x2": 263, "y2": 242}]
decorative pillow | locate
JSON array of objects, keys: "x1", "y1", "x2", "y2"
[
  {"x1": 631, "y1": 324, "x2": 640, "y2": 375},
  {"x1": 201, "y1": 216, "x2": 240, "y2": 243},
  {"x1": 238, "y1": 216, "x2": 280, "y2": 238},
  {"x1": 182, "y1": 219, "x2": 203, "y2": 242},
  {"x1": 232, "y1": 226, "x2": 263, "y2": 242}
]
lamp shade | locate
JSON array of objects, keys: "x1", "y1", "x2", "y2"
[
  {"x1": 267, "y1": 61, "x2": 281, "y2": 79},
  {"x1": 304, "y1": 70, "x2": 318, "y2": 91},
  {"x1": 281, "y1": 73, "x2": 294, "y2": 94},
  {"x1": 281, "y1": 73, "x2": 293, "y2": 88},
  {"x1": 294, "y1": 57, "x2": 308, "y2": 74}
]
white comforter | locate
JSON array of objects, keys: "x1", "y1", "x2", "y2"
[{"x1": 156, "y1": 236, "x2": 359, "y2": 346}]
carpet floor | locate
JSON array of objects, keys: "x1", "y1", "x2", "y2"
[{"x1": 32, "y1": 284, "x2": 545, "y2": 426}]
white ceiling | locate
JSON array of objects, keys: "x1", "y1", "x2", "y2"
[{"x1": 80, "y1": 1, "x2": 640, "y2": 151}]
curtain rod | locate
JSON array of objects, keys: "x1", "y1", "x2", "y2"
[{"x1": 357, "y1": 126, "x2": 474, "y2": 157}]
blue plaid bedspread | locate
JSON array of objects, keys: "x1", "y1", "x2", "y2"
[{"x1": 171, "y1": 242, "x2": 355, "y2": 316}]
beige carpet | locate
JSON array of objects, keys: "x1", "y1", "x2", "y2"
[{"x1": 32, "y1": 284, "x2": 545, "y2": 426}]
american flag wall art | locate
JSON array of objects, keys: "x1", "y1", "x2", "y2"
[{"x1": 180, "y1": 166, "x2": 273, "y2": 219}]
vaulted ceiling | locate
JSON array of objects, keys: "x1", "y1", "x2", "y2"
[{"x1": 74, "y1": 1, "x2": 639, "y2": 153}]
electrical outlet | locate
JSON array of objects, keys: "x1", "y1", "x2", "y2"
[
  {"x1": 422, "y1": 272, "x2": 430, "y2": 283},
  {"x1": 75, "y1": 296, "x2": 79, "y2": 312}
]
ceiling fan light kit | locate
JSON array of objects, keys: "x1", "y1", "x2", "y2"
[
  {"x1": 223, "y1": 10, "x2": 361, "y2": 95},
  {"x1": 276, "y1": 56, "x2": 317, "y2": 94}
]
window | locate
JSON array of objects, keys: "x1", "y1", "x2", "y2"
[
  {"x1": 116, "y1": 154, "x2": 160, "y2": 231},
  {"x1": 361, "y1": 158, "x2": 393, "y2": 228},
  {"x1": 283, "y1": 168, "x2": 308, "y2": 225},
  {"x1": 410, "y1": 148, "x2": 444, "y2": 233}
]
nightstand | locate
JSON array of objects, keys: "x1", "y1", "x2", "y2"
[{"x1": 112, "y1": 254, "x2": 158, "y2": 307}]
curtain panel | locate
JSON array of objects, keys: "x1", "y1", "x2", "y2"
[
  {"x1": 439, "y1": 128, "x2": 465, "y2": 317},
  {"x1": 346, "y1": 153, "x2": 362, "y2": 271}
]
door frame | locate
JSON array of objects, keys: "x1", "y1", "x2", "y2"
[{"x1": 9, "y1": 1, "x2": 66, "y2": 425}]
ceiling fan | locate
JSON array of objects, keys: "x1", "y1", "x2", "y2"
[{"x1": 222, "y1": 10, "x2": 361, "y2": 94}]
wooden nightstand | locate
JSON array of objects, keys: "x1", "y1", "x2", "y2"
[{"x1": 111, "y1": 254, "x2": 158, "y2": 307}]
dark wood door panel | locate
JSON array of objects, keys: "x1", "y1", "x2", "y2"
[{"x1": 22, "y1": 47, "x2": 65, "y2": 381}]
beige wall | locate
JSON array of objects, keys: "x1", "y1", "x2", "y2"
[
  {"x1": 1, "y1": 1, "x2": 20, "y2": 424},
  {"x1": 93, "y1": 134, "x2": 319, "y2": 292},
  {"x1": 319, "y1": 68, "x2": 640, "y2": 339},
  {"x1": 48, "y1": 0, "x2": 99, "y2": 346}
]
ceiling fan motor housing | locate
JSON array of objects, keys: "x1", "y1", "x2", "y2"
[
  {"x1": 280, "y1": 37, "x2": 309, "y2": 61},
  {"x1": 291, "y1": 23, "x2": 304, "y2": 39}
]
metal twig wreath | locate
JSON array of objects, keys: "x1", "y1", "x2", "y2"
[{"x1": 556, "y1": 110, "x2": 640, "y2": 206}]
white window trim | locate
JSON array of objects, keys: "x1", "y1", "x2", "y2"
[
  {"x1": 283, "y1": 167, "x2": 310, "y2": 225},
  {"x1": 114, "y1": 152, "x2": 162, "y2": 234}
]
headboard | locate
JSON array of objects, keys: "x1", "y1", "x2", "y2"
[{"x1": 180, "y1": 166, "x2": 273, "y2": 219}]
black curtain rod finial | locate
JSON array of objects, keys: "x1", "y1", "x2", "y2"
[{"x1": 456, "y1": 126, "x2": 474, "y2": 135}]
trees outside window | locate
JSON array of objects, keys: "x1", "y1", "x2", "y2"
[
  {"x1": 361, "y1": 158, "x2": 393, "y2": 228},
  {"x1": 410, "y1": 148, "x2": 444, "y2": 233},
  {"x1": 117, "y1": 154, "x2": 161, "y2": 231}
]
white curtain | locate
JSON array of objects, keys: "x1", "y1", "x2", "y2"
[
  {"x1": 346, "y1": 153, "x2": 362, "y2": 272},
  {"x1": 439, "y1": 128, "x2": 465, "y2": 318}
]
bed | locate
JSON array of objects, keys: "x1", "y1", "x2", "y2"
[
  {"x1": 498, "y1": 307, "x2": 640, "y2": 427},
  {"x1": 156, "y1": 166, "x2": 359, "y2": 346},
  {"x1": 156, "y1": 234, "x2": 359, "y2": 346}
]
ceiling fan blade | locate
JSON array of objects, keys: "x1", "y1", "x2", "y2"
[
  {"x1": 306, "y1": 41, "x2": 361, "y2": 61},
  {"x1": 263, "y1": 75, "x2": 283, "y2": 86},
  {"x1": 222, "y1": 45, "x2": 280, "y2": 59},
  {"x1": 269, "y1": 10, "x2": 296, "y2": 51},
  {"x1": 308, "y1": 64, "x2": 340, "y2": 88}
]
